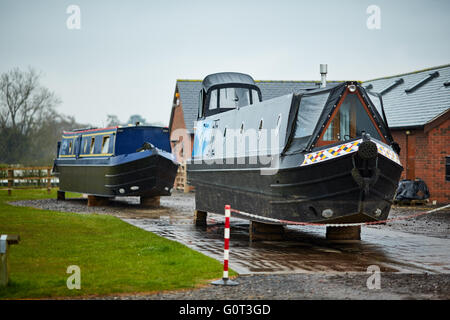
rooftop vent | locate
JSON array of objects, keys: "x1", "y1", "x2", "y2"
[
  {"x1": 379, "y1": 78, "x2": 404, "y2": 95},
  {"x1": 405, "y1": 71, "x2": 439, "y2": 93},
  {"x1": 320, "y1": 64, "x2": 327, "y2": 88},
  {"x1": 444, "y1": 81, "x2": 450, "y2": 87}
]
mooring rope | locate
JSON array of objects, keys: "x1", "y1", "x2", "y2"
[{"x1": 229, "y1": 204, "x2": 450, "y2": 227}]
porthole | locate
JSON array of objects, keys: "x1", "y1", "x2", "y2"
[
  {"x1": 275, "y1": 114, "x2": 282, "y2": 136},
  {"x1": 258, "y1": 119, "x2": 263, "y2": 139}
]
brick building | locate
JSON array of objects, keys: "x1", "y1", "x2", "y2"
[
  {"x1": 364, "y1": 64, "x2": 450, "y2": 203},
  {"x1": 169, "y1": 65, "x2": 449, "y2": 203}
]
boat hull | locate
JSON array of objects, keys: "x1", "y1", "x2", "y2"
[
  {"x1": 187, "y1": 152, "x2": 402, "y2": 224},
  {"x1": 54, "y1": 150, "x2": 178, "y2": 198}
]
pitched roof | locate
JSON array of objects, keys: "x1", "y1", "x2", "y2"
[
  {"x1": 173, "y1": 79, "x2": 343, "y2": 133},
  {"x1": 363, "y1": 64, "x2": 450, "y2": 128}
]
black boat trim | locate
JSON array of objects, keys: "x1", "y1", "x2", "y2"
[
  {"x1": 189, "y1": 179, "x2": 272, "y2": 197},
  {"x1": 370, "y1": 188, "x2": 394, "y2": 204},
  {"x1": 270, "y1": 187, "x2": 361, "y2": 204},
  {"x1": 270, "y1": 171, "x2": 350, "y2": 188},
  {"x1": 379, "y1": 172, "x2": 401, "y2": 188},
  {"x1": 187, "y1": 166, "x2": 271, "y2": 172},
  {"x1": 104, "y1": 176, "x2": 157, "y2": 189},
  {"x1": 104, "y1": 164, "x2": 158, "y2": 178}
]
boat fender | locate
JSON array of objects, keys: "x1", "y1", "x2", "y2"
[
  {"x1": 358, "y1": 140, "x2": 378, "y2": 160},
  {"x1": 351, "y1": 155, "x2": 380, "y2": 195}
]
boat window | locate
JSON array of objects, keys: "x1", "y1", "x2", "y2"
[
  {"x1": 219, "y1": 88, "x2": 250, "y2": 109},
  {"x1": 251, "y1": 89, "x2": 261, "y2": 104},
  {"x1": 321, "y1": 93, "x2": 382, "y2": 144},
  {"x1": 90, "y1": 137, "x2": 95, "y2": 154},
  {"x1": 294, "y1": 92, "x2": 331, "y2": 139},
  {"x1": 59, "y1": 139, "x2": 71, "y2": 156},
  {"x1": 101, "y1": 136, "x2": 110, "y2": 153},
  {"x1": 83, "y1": 138, "x2": 89, "y2": 154},
  {"x1": 366, "y1": 91, "x2": 383, "y2": 115},
  {"x1": 209, "y1": 89, "x2": 218, "y2": 110},
  {"x1": 219, "y1": 88, "x2": 238, "y2": 109},
  {"x1": 198, "y1": 90, "x2": 204, "y2": 117}
]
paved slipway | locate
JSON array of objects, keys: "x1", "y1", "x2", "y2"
[{"x1": 10, "y1": 192, "x2": 450, "y2": 300}]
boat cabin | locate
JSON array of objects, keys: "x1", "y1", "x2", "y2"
[
  {"x1": 193, "y1": 72, "x2": 399, "y2": 161},
  {"x1": 289, "y1": 84, "x2": 391, "y2": 151},
  {"x1": 57, "y1": 125, "x2": 171, "y2": 159},
  {"x1": 198, "y1": 72, "x2": 262, "y2": 118}
]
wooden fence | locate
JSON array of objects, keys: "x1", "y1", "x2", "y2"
[{"x1": 0, "y1": 166, "x2": 54, "y2": 195}]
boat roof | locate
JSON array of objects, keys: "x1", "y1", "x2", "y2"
[
  {"x1": 63, "y1": 126, "x2": 118, "y2": 135},
  {"x1": 63, "y1": 125, "x2": 169, "y2": 136},
  {"x1": 202, "y1": 72, "x2": 257, "y2": 92}
]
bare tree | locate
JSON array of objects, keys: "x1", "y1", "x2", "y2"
[
  {"x1": 106, "y1": 114, "x2": 121, "y2": 127},
  {"x1": 0, "y1": 67, "x2": 65, "y2": 164},
  {"x1": 0, "y1": 67, "x2": 60, "y2": 136}
]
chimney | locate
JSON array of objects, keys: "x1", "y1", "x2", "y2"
[{"x1": 320, "y1": 64, "x2": 328, "y2": 88}]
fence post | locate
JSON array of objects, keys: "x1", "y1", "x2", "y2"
[
  {"x1": 211, "y1": 205, "x2": 238, "y2": 286},
  {"x1": 38, "y1": 169, "x2": 42, "y2": 188},
  {"x1": 47, "y1": 168, "x2": 51, "y2": 193},
  {"x1": 0, "y1": 234, "x2": 20, "y2": 287},
  {"x1": 7, "y1": 169, "x2": 13, "y2": 196}
]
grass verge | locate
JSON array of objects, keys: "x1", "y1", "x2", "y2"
[{"x1": 0, "y1": 189, "x2": 230, "y2": 299}]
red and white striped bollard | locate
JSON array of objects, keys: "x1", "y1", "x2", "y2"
[{"x1": 211, "y1": 204, "x2": 238, "y2": 286}]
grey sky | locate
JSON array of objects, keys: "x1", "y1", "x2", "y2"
[{"x1": 1, "y1": 0, "x2": 449, "y2": 127}]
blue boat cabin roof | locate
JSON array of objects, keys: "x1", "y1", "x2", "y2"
[{"x1": 58, "y1": 125, "x2": 171, "y2": 158}]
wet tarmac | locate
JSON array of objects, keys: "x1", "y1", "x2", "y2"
[
  {"x1": 115, "y1": 193, "x2": 450, "y2": 275},
  {"x1": 11, "y1": 193, "x2": 450, "y2": 275}
]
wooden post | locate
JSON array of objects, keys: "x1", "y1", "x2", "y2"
[
  {"x1": 87, "y1": 195, "x2": 109, "y2": 207},
  {"x1": 0, "y1": 235, "x2": 20, "y2": 287},
  {"x1": 57, "y1": 190, "x2": 65, "y2": 201},
  {"x1": 183, "y1": 164, "x2": 189, "y2": 193},
  {"x1": 326, "y1": 226, "x2": 361, "y2": 240},
  {"x1": 140, "y1": 196, "x2": 160, "y2": 207},
  {"x1": 194, "y1": 210, "x2": 207, "y2": 226},
  {"x1": 47, "y1": 169, "x2": 51, "y2": 193},
  {"x1": 7, "y1": 169, "x2": 13, "y2": 196},
  {"x1": 0, "y1": 236, "x2": 7, "y2": 287},
  {"x1": 249, "y1": 221, "x2": 284, "y2": 241}
]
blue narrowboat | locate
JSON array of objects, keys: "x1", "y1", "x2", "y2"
[{"x1": 53, "y1": 125, "x2": 179, "y2": 199}]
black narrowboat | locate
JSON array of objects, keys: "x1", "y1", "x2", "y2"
[
  {"x1": 187, "y1": 72, "x2": 403, "y2": 224},
  {"x1": 53, "y1": 125, "x2": 179, "y2": 199}
]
